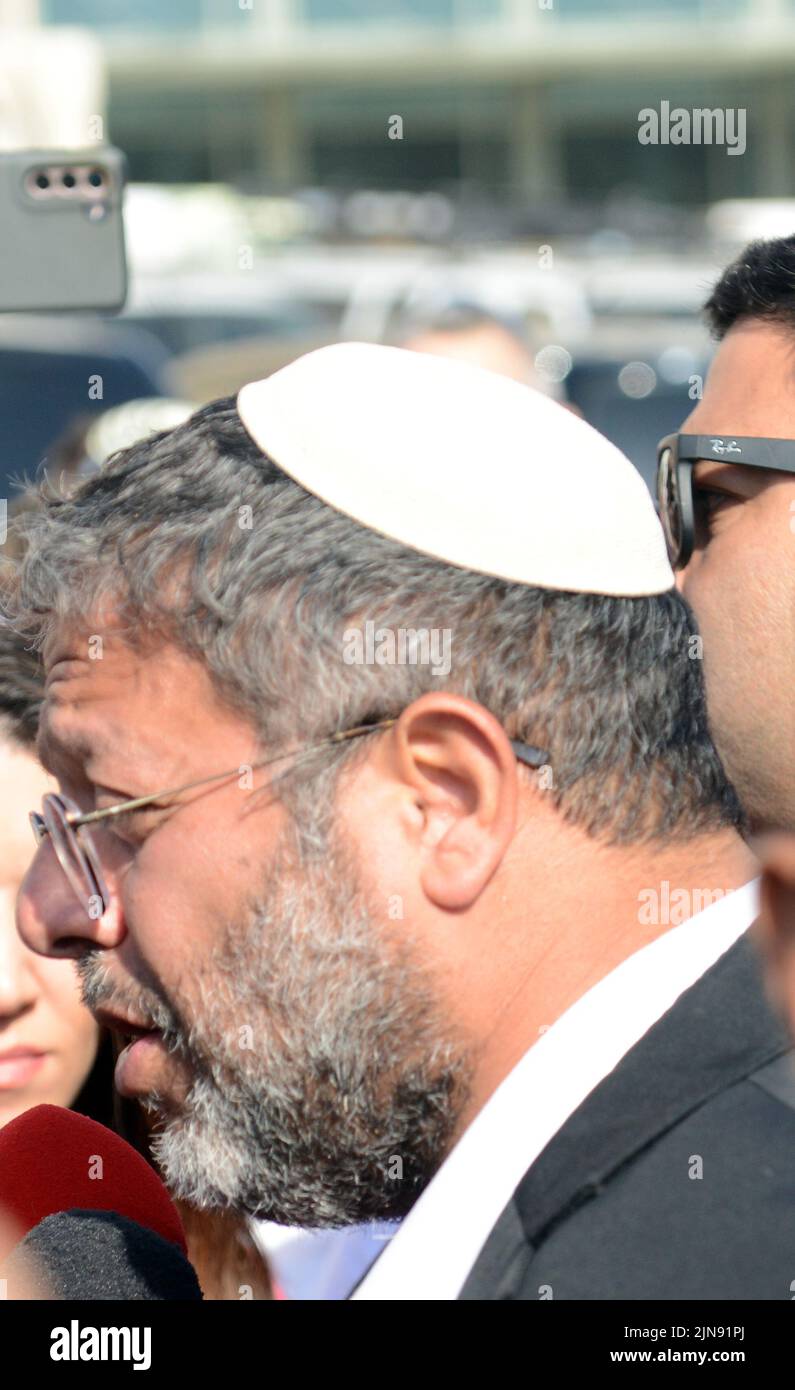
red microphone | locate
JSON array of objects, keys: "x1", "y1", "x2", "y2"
[{"x1": 0, "y1": 1103, "x2": 187, "y2": 1262}]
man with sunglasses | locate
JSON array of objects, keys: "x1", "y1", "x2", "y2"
[
  {"x1": 11, "y1": 344, "x2": 789, "y2": 1302},
  {"x1": 657, "y1": 235, "x2": 795, "y2": 834}
]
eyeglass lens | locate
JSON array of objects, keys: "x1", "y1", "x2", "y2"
[
  {"x1": 657, "y1": 447, "x2": 682, "y2": 563},
  {"x1": 42, "y1": 796, "x2": 105, "y2": 916}
]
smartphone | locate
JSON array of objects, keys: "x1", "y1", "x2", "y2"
[{"x1": 0, "y1": 146, "x2": 127, "y2": 313}]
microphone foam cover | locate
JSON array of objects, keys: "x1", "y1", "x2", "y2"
[{"x1": 5, "y1": 1209, "x2": 203, "y2": 1300}]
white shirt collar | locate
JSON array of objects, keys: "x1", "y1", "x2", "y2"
[{"x1": 352, "y1": 878, "x2": 760, "y2": 1300}]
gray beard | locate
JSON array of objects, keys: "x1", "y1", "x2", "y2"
[{"x1": 78, "y1": 813, "x2": 474, "y2": 1227}]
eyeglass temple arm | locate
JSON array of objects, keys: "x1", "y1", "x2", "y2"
[
  {"x1": 510, "y1": 741, "x2": 550, "y2": 768},
  {"x1": 63, "y1": 718, "x2": 551, "y2": 828},
  {"x1": 341, "y1": 719, "x2": 549, "y2": 769}
]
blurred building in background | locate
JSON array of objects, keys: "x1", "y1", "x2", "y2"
[
  {"x1": 10, "y1": 0, "x2": 795, "y2": 214},
  {"x1": 0, "y1": 2, "x2": 102, "y2": 149},
  {"x1": 3, "y1": 0, "x2": 795, "y2": 500}
]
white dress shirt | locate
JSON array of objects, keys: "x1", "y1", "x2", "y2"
[
  {"x1": 252, "y1": 1217, "x2": 395, "y2": 1301},
  {"x1": 352, "y1": 878, "x2": 760, "y2": 1301}
]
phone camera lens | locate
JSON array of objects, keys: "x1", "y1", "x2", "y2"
[
  {"x1": 62, "y1": 171, "x2": 76, "y2": 189},
  {"x1": 88, "y1": 169, "x2": 104, "y2": 188},
  {"x1": 35, "y1": 173, "x2": 49, "y2": 190}
]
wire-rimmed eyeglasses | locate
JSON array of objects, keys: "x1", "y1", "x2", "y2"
[{"x1": 30, "y1": 716, "x2": 550, "y2": 922}]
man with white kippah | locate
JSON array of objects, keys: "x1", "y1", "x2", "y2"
[{"x1": 12, "y1": 344, "x2": 791, "y2": 1300}]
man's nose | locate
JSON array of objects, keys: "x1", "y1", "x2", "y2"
[{"x1": 15, "y1": 839, "x2": 125, "y2": 959}]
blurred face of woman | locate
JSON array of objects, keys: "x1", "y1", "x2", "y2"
[{"x1": 0, "y1": 731, "x2": 100, "y2": 1128}]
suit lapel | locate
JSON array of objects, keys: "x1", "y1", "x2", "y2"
[{"x1": 460, "y1": 929, "x2": 791, "y2": 1298}]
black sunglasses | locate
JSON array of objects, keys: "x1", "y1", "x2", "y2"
[{"x1": 656, "y1": 433, "x2": 795, "y2": 568}]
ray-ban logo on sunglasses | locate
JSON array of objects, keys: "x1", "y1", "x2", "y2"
[{"x1": 710, "y1": 439, "x2": 742, "y2": 455}]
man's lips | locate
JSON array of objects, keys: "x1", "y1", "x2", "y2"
[
  {"x1": 93, "y1": 1008, "x2": 160, "y2": 1040},
  {"x1": 92, "y1": 1008, "x2": 192, "y2": 1104},
  {"x1": 115, "y1": 1031, "x2": 168, "y2": 1098},
  {"x1": 115, "y1": 1034, "x2": 196, "y2": 1110}
]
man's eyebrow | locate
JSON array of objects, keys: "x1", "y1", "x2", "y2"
[{"x1": 692, "y1": 460, "x2": 773, "y2": 489}]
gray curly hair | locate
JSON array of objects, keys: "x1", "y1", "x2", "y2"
[{"x1": 3, "y1": 395, "x2": 742, "y2": 845}]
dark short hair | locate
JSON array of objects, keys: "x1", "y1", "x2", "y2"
[
  {"x1": 6, "y1": 397, "x2": 744, "y2": 846},
  {"x1": 704, "y1": 235, "x2": 795, "y2": 339}
]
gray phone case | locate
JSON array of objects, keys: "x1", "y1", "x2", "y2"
[{"x1": 0, "y1": 147, "x2": 127, "y2": 313}]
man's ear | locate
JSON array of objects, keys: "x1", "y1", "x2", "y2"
[
  {"x1": 389, "y1": 692, "x2": 519, "y2": 911},
  {"x1": 757, "y1": 837, "x2": 795, "y2": 1038}
]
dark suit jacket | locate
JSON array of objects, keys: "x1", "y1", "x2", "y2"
[{"x1": 459, "y1": 930, "x2": 795, "y2": 1300}]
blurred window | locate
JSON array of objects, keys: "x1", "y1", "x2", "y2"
[
  {"x1": 310, "y1": 134, "x2": 508, "y2": 190},
  {"x1": 562, "y1": 105, "x2": 755, "y2": 206},
  {"x1": 302, "y1": 82, "x2": 510, "y2": 122},
  {"x1": 109, "y1": 89, "x2": 260, "y2": 184},
  {"x1": 302, "y1": 82, "x2": 510, "y2": 188},
  {"x1": 554, "y1": 0, "x2": 746, "y2": 15},
  {"x1": 312, "y1": 134, "x2": 463, "y2": 187},
  {"x1": 44, "y1": 0, "x2": 202, "y2": 25},
  {"x1": 42, "y1": 0, "x2": 255, "y2": 28},
  {"x1": 565, "y1": 131, "x2": 711, "y2": 204},
  {"x1": 304, "y1": 0, "x2": 500, "y2": 23}
]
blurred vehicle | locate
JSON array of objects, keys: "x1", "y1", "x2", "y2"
[
  {"x1": 0, "y1": 180, "x2": 727, "y2": 500},
  {"x1": 0, "y1": 316, "x2": 168, "y2": 497},
  {"x1": 120, "y1": 275, "x2": 339, "y2": 358},
  {"x1": 565, "y1": 351, "x2": 710, "y2": 493}
]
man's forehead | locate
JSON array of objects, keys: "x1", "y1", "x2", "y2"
[
  {"x1": 689, "y1": 319, "x2": 795, "y2": 435},
  {"x1": 37, "y1": 624, "x2": 254, "y2": 782},
  {"x1": 39, "y1": 630, "x2": 190, "y2": 779},
  {"x1": 42, "y1": 623, "x2": 200, "y2": 698}
]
